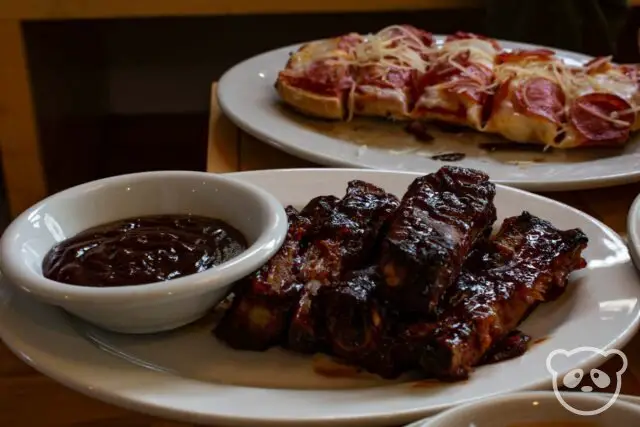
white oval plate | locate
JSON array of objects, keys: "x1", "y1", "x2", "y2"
[
  {"x1": 628, "y1": 192, "x2": 640, "y2": 270},
  {"x1": 218, "y1": 38, "x2": 640, "y2": 191},
  {"x1": 1, "y1": 169, "x2": 639, "y2": 426}
]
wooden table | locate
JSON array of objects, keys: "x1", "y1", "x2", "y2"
[{"x1": 2, "y1": 83, "x2": 640, "y2": 426}]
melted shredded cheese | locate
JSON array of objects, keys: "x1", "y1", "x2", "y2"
[
  {"x1": 613, "y1": 104, "x2": 640, "y2": 117},
  {"x1": 299, "y1": 25, "x2": 437, "y2": 75},
  {"x1": 346, "y1": 82, "x2": 357, "y2": 121},
  {"x1": 446, "y1": 56, "x2": 484, "y2": 85},
  {"x1": 432, "y1": 38, "x2": 499, "y2": 94},
  {"x1": 351, "y1": 26, "x2": 435, "y2": 72},
  {"x1": 585, "y1": 56, "x2": 613, "y2": 72},
  {"x1": 439, "y1": 39, "x2": 497, "y2": 67},
  {"x1": 578, "y1": 103, "x2": 631, "y2": 127}
]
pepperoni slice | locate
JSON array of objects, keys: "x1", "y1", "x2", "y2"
[
  {"x1": 513, "y1": 77, "x2": 565, "y2": 124},
  {"x1": 446, "y1": 31, "x2": 501, "y2": 50},
  {"x1": 419, "y1": 52, "x2": 491, "y2": 86},
  {"x1": 355, "y1": 65, "x2": 414, "y2": 89},
  {"x1": 570, "y1": 93, "x2": 634, "y2": 144},
  {"x1": 446, "y1": 74, "x2": 493, "y2": 103},
  {"x1": 417, "y1": 51, "x2": 493, "y2": 103},
  {"x1": 496, "y1": 49, "x2": 555, "y2": 64},
  {"x1": 282, "y1": 60, "x2": 353, "y2": 96}
]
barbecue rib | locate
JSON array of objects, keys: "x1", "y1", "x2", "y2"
[
  {"x1": 420, "y1": 211, "x2": 588, "y2": 380},
  {"x1": 317, "y1": 265, "x2": 430, "y2": 379},
  {"x1": 287, "y1": 181, "x2": 400, "y2": 353},
  {"x1": 319, "y1": 266, "x2": 384, "y2": 361},
  {"x1": 379, "y1": 166, "x2": 497, "y2": 315},
  {"x1": 300, "y1": 195, "x2": 341, "y2": 235},
  {"x1": 481, "y1": 330, "x2": 531, "y2": 365},
  {"x1": 214, "y1": 206, "x2": 311, "y2": 350}
]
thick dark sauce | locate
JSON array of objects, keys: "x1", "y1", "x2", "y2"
[
  {"x1": 479, "y1": 142, "x2": 548, "y2": 152},
  {"x1": 480, "y1": 330, "x2": 531, "y2": 365},
  {"x1": 404, "y1": 121, "x2": 435, "y2": 143},
  {"x1": 42, "y1": 214, "x2": 247, "y2": 287},
  {"x1": 430, "y1": 152, "x2": 466, "y2": 161}
]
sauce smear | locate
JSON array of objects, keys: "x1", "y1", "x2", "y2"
[
  {"x1": 42, "y1": 214, "x2": 247, "y2": 287},
  {"x1": 431, "y1": 152, "x2": 466, "y2": 161}
]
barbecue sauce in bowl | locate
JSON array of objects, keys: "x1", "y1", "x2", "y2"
[{"x1": 42, "y1": 214, "x2": 247, "y2": 287}]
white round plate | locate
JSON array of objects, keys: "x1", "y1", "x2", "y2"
[
  {"x1": 628, "y1": 192, "x2": 640, "y2": 270},
  {"x1": 616, "y1": 394, "x2": 640, "y2": 406},
  {"x1": 218, "y1": 38, "x2": 640, "y2": 191},
  {"x1": 405, "y1": 392, "x2": 640, "y2": 427},
  {"x1": 1, "y1": 169, "x2": 639, "y2": 426}
]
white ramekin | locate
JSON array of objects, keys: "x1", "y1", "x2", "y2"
[{"x1": 0, "y1": 170, "x2": 287, "y2": 334}]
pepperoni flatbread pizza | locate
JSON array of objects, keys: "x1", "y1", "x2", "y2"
[{"x1": 275, "y1": 25, "x2": 640, "y2": 148}]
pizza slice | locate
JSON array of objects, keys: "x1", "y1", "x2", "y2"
[
  {"x1": 349, "y1": 25, "x2": 434, "y2": 120},
  {"x1": 483, "y1": 49, "x2": 567, "y2": 147},
  {"x1": 277, "y1": 25, "x2": 434, "y2": 121},
  {"x1": 412, "y1": 32, "x2": 500, "y2": 131},
  {"x1": 559, "y1": 56, "x2": 639, "y2": 148},
  {"x1": 573, "y1": 56, "x2": 640, "y2": 130},
  {"x1": 275, "y1": 33, "x2": 364, "y2": 119},
  {"x1": 486, "y1": 50, "x2": 640, "y2": 148}
]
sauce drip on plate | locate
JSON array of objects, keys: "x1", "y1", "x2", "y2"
[
  {"x1": 42, "y1": 214, "x2": 247, "y2": 287},
  {"x1": 430, "y1": 152, "x2": 466, "y2": 161}
]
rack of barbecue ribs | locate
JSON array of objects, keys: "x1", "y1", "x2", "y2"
[{"x1": 213, "y1": 166, "x2": 589, "y2": 382}]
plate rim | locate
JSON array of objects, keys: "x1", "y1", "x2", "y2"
[
  {"x1": 217, "y1": 38, "x2": 640, "y2": 192},
  {"x1": 1, "y1": 168, "x2": 639, "y2": 426},
  {"x1": 405, "y1": 392, "x2": 640, "y2": 426},
  {"x1": 628, "y1": 193, "x2": 640, "y2": 270}
]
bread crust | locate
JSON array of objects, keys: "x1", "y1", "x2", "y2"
[
  {"x1": 275, "y1": 77, "x2": 345, "y2": 120},
  {"x1": 412, "y1": 93, "x2": 485, "y2": 131},
  {"x1": 352, "y1": 86, "x2": 411, "y2": 120}
]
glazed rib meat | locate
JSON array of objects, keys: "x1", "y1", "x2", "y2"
[
  {"x1": 287, "y1": 181, "x2": 399, "y2": 353},
  {"x1": 214, "y1": 206, "x2": 311, "y2": 350},
  {"x1": 378, "y1": 166, "x2": 497, "y2": 315},
  {"x1": 420, "y1": 211, "x2": 588, "y2": 380},
  {"x1": 318, "y1": 266, "x2": 384, "y2": 361},
  {"x1": 480, "y1": 330, "x2": 531, "y2": 365},
  {"x1": 315, "y1": 265, "x2": 424, "y2": 379},
  {"x1": 300, "y1": 195, "x2": 341, "y2": 235}
]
